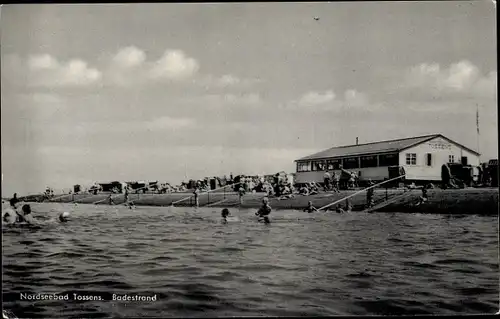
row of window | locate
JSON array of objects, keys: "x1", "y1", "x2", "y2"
[
  {"x1": 297, "y1": 153, "x2": 399, "y2": 172},
  {"x1": 298, "y1": 153, "x2": 465, "y2": 172},
  {"x1": 405, "y1": 153, "x2": 461, "y2": 166}
]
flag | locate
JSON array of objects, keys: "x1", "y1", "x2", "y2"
[{"x1": 476, "y1": 106, "x2": 480, "y2": 134}]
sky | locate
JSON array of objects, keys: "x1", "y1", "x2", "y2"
[{"x1": 1, "y1": 2, "x2": 497, "y2": 196}]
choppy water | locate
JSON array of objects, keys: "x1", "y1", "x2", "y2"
[{"x1": 2, "y1": 203, "x2": 499, "y2": 318}]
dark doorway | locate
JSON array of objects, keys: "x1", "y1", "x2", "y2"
[{"x1": 461, "y1": 156, "x2": 468, "y2": 165}]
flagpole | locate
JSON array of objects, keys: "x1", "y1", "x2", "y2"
[{"x1": 476, "y1": 103, "x2": 481, "y2": 163}]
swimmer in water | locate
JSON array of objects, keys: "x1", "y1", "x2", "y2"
[
  {"x1": 3, "y1": 194, "x2": 22, "y2": 224},
  {"x1": 58, "y1": 211, "x2": 70, "y2": 223},
  {"x1": 124, "y1": 201, "x2": 135, "y2": 209},
  {"x1": 335, "y1": 205, "x2": 345, "y2": 214},
  {"x1": 221, "y1": 208, "x2": 230, "y2": 224},
  {"x1": 10, "y1": 193, "x2": 19, "y2": 207},
  {"x1": 303, "y1": 201, "x2": 318, "y2": 213},
  {"x1": 255, "y1": 198, "x2": 271, "y2": 224},
  {"x1": 10, "y1": 204, "x2": 70, "y2": 226}
]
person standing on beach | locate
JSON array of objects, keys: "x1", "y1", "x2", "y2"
[
  {"x1": 441, "y1": 163, "x2": 453, "y2": 189},
  {"x1": 323, "y1": 170, "x2": 331, "y2": 191},
  {"x1": 332, "y1": 172, "x2": 340, "y2": 193}
]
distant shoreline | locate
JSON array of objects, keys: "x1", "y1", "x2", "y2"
[{"x1": 21, "y1": 188, "x2": 499, "y2": 215}]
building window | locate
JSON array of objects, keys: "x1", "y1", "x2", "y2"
[
  {"x1": 311, "y1": 160, "x2": 325, "y2": 171},
  {"x1": 461, "y1": 156, "x2": 468, "y2": 165},
  {"x1": 342, "y1": 157, "x2": 360, "y2": 169},
  {"x1": 449, "y1": 155, "x2": 455, "y2": 163},
  {"x1": 297, "y1": 162, "x2": 311, "y2": 172},
  {"x1": 426, "y1": 153, "x2": 432, "y2": 166},
  {"x1": 360, "y1": 155, "x2": 378, "y2": 168},
  {"x1": 405, "y1": 153, "x2": 417, "y2": 165},
  {"x1": 326, "y1": 159, "x2": 341, "y2": 170},
  {"x1": 378, "y1": 153, "x2": 399, "y2": 167}
]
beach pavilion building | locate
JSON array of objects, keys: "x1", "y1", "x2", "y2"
[{"x1": 294, "y1": 134, "x2": 480, "y2": 186}]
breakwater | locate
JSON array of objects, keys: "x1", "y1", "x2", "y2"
[{"x1": 26, "y1": 188, "x2": 499, "y2": 215}]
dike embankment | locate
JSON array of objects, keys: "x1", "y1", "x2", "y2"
[{"x1": 28, "y1": 187, "x2": 499, "y2": 215}]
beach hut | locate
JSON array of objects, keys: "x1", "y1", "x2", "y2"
[{"x1": 294, "y1": 134, "x2": 480, "y2": 187}]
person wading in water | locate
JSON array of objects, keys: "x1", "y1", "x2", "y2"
[
  {"x1": 193, "y1": 186, "x2": 200, "y2": 207},
  {"x1": 304, "y1": 201, "x2": 318, "y2": 213},
  {"x1": 256, "y1": 198, "x2": 272, "y2": 224}
]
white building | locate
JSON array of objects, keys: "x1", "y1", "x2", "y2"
[{"x1": 294, "y1": 134, "x2": 480, "y2": 185}]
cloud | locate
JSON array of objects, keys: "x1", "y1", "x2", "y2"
[
  {"x1": 104, "y1": 48, "x2": 201, "y2": 86},
  {"x1": 344, "y1": 89, "x2": 369, "y2": 107},
  {"x1": 2, "y1": 54, "x2": 101, "y2": 88},
  {"x1": 111, "y1": 46, "x2": 146, "y2": 68},
  {"x1": 182, "y1": 93, "x2": 262, "y2": 107},
  {"x1": 217, "y1": 74, "x2": 241, "y2": 86},
  {"x1": 149, "y1": 49, "x2": 199, "y2": 80},
  {"x1": 105, "y1": 46, "x2": 260, "y2": 90},
  {"x1": 197, "y1": 74, "x2": 262, "y2": 89},
  {"x1": 26, "y1": 54, "x2": 101, "y2": 87},
  {"x1": 221, "y1": 93, "x2": 261, "y2": 105},
  {"x1": 404, "y1": 60, "x2": 496, "y2": 97},
  {"x1": 148, "y1": 116, "x2": 196, "y2": 130},
  {"x1": 298, "y1": 90, "x2": 336, "y2": 107},
  {"x1": 283, "y1": 89, "x2": 375, "y2": 112},
  {"x1": 28, "y1": 54, "x2": 59, "y2": 69}
]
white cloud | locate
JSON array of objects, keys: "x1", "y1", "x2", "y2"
[
  {"x1": 111, "y1": 46, "x2": 146, "y2": 68},
  {"x1": 28, "y1": 54, "x2": 59, "y2": 70},
  {"x1": 180, "y1": 93, "x2": 262, "y2": 108},
  {"x1": 404, "y1": 60, "x2": 496, "y2": 97},
  {"x1": 25, "y1": 54, "x2": 101, "y2": 87},
  {"x1": 105, "y1": 48, "x2": 200, "y2": 86},
  {"x1": 2, "y1": 54, "x2": 101, "y2": 88},
  {"x1": 149, "y1": 49, "x2": 199, "y2": 80},
  {"x1": 106, "y1": 46, "x2": 260, "y2": 89},
  {"x1": 223, "y1": 93, "x2": 261, "y2": 105},
  {"x1": 283, "y1": 89, "x2": 375, "y2": 112},
  {"x1": 344, "y1": 89, "x2": 369, "y2": 107},
  {"x1": 298, "y1": 90, "x2": 336, "y2": 107},
  {"x1": 193, "y1": 74, "x2": 262, "y2": 90},
  {"x1": 218, "y1": 74, "x2": 241, "y2": 86},
  {"x1": 148, "y1": 116, "x2": 196, "y2": 130},
  {"x1": 2, "y1": 54, "x2": 102, "y2": 88}
]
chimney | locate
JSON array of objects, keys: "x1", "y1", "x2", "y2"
[{"x1": 356, "y1": 137, "x2": 359, "y2": 145}]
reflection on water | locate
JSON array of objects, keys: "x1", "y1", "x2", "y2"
[{"x1": 2, "y1": 203, "x2": 499, "y2": 318}]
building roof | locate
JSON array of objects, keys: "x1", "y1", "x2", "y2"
[{"x1": 296, "y1": 134, "x2": 480, "y2": 161}]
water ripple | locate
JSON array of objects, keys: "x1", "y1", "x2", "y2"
[{"x1": 2, "y1": 203, "x2": 498, "y2": 317}]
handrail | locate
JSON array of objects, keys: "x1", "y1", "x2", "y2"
[
  {"x1": 318, "y1": 175, "x2": 406, "y2": 211},
  {"x1": 171, "y1": 182, "x2": 242, "y2": 205},
  {"x1": 48, "y1": 193, "x2": 72, "y2": 202}
]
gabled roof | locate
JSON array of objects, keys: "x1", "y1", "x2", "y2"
[{"x1": 296, "y1": 134, "x2": 480, "y2": 161}]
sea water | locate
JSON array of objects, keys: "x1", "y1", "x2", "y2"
[{"x1": 2, "y1": 203, "x2": 498, "y2": 318}]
